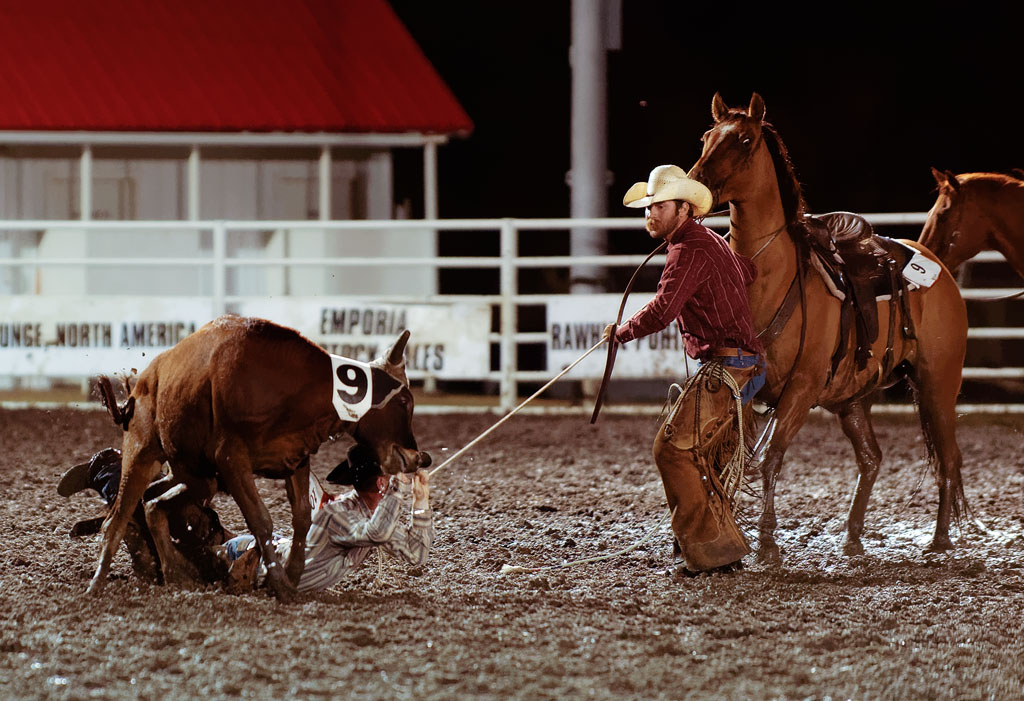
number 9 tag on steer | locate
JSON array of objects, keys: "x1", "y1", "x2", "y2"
[{"x1": 330, "y1": 355, "x2": 373, "y2": 421}]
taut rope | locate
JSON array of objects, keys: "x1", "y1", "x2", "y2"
[{"x1": 428, "y1": 337, "x2": 607, "y2": 479}]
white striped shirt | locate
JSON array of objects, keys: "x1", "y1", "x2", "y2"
[{"x1": 269, "y1": 490, "x2": 433, "y2": 592}]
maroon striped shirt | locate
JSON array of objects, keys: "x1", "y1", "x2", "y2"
[{"x1": 615, "y1": 218, "x2": 762, "y2": 360}]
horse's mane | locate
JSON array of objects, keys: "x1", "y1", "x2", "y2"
[
  {"x1": 760, "y1": 121, "x2": 808, "y2": 224},
  {"x1": 955, "y1": 171, "x2": 1024, "y2": 192}
]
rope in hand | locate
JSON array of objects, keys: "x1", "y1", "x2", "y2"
[{"x1": 427, "y1": 336, "x2": 608, "y2": 480}]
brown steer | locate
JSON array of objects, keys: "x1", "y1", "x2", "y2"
[{"x1": 87, "y1": 313, "x2": 430, "y2": 602}]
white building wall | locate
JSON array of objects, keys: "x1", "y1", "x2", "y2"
[{"x1": 0, "y1": 147, "x2": 438, "y2": 298}]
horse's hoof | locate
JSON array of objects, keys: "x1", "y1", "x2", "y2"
[
  {"x1": 925, "y1": 537, "x2": 954, "y2": 553},
  {"x1": 842, "y1": 537, "x2": 865, "y2": 556},
  {"x1": 756, "y1": 543, "x2": 782, "y2": 566}
]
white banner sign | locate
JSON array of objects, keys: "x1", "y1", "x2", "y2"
[
  {"x1": 0, "y1": 296, "x2": 214, "y2": 377},
  {"x1": 235, "y1": 298, "x2": 490, "y2": 379},
  {"x1": 547, "y1": 294, "x2": 698, "y2": 379}
]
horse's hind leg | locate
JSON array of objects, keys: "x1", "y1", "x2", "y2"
[
  {"x1": 837, "y1": 398, "x2": 883, "y2": 555},
  {"x1": 911, "y1": 277, "x2": 968, "y2": 552},
  {"x1": 911, "y1": 363, "x2": 965, "y2": 552}
]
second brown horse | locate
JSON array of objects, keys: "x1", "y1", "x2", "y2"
[{"x1": 688, "y1": 93, "x2": 969, "y2": 562}]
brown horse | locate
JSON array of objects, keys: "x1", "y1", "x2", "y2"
[
  {"x1": 919, "y1": 168, "x2": 1024, "y2": 278},
  {"x1": 688, "y1": 93, "x2": 969, "y2": 562}
]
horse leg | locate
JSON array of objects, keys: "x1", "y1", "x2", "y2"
[
  {"x1": 283, "y1": 459, "x2": 311, "y2": 588},
  {"x1": 757, "y1": 401, "x2": 814, "y2": 565},
  {"x1": 837, "y1": 399, "x2": 883, "y2": 555},
  {"x1": 909, "y1": 270, "x2": 968, "y2": 552},
  {"x1": 911, "y1": 364, "x2": 965, "y2": 552},
  {"x1": 215, "y1": 442, "x2": 296, "y2": 603}
]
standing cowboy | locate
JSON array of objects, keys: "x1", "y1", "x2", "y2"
[{"x1": 605, "y1": 164, "x2": 765, "y2": 574}]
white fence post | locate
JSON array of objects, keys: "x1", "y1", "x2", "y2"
[
  {"x1": 500, "y1": 218, "x2": 517, "y2": 411},
  {"x1": 213, "y1": 221, "x2": 227, "y2": 316}
]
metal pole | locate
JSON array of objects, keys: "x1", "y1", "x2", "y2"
[
  {"x1": 569, "y1": 0, "x2": 609, "y2": 294},
  {"x1": 424, "y1": 140, "x2": 439, "y2": 219}
]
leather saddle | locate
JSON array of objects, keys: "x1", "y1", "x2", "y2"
[{"x1": 795, "y1": 211, "x2": 917, "y2": 378}]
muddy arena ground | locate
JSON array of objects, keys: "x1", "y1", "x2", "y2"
[{"x1": 1, "y1": 404, "x2": 1023, "y2": 700}]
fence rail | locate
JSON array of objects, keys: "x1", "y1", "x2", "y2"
[{"x1": 1, "y1": 214, "x2": 1021, "y2": 413}]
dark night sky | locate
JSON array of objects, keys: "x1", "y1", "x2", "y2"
[{"x1": 390, "y1": 1, "x2": 1023, "y2": 230}]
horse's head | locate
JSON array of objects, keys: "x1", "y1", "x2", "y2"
[
  {"x1": 688, "y1": 93, "x2": 770, "y2": 208},
  {"x1": 919, "y1": 167, "x2": 971, "y2": 273},
  {"x1": 353, "y1": 329, "x2": 432, "y2": 475},
  {"x1": 689, "y1": 93, "x2": 807, "y2": 233}
]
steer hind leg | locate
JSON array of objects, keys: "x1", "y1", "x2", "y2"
[
  {"x1": 837, "y1": 398, "x2": 883, "y2": 555},
  {"x1": 87, "y1": 439, "x2": 164, "y2": 595}
]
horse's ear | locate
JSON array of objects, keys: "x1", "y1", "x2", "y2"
[
  {"x1": 930, "y1": 166, "x2": 959, "y2": 193},
  {"x1": 944, "y1": 170, "x2": 961, "y2": 192},
  {"x1": 711, "y1": 92, "x2": 729, "y2": 123},
  {"x1": 748, "y1": 93, "x2": 765, "y2": 122}
]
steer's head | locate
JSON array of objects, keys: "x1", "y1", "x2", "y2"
[{"x1": 353, "y1": 329, "x2": 432, "y2": 475}]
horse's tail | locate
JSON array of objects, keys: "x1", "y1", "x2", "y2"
[{"x1": 96, "y1": 374, "x2": 135, "y2": 431}]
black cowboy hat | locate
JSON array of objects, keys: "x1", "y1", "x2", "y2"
[{"x1": 325, "y1": 444, "x2": 383, "y2": 491}]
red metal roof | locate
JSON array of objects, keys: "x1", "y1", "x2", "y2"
[{"x1": 0, "y1": 0, "x2": 473, "y2": 135}]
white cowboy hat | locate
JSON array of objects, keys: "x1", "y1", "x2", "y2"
[{"x1": 623, "y1": 164, "x2": 713, "y2": 217}]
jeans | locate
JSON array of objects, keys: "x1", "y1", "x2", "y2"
[
  {"x1": 701, "y1": 354, "x2": 766, "y2": 405},
  {"x1": 223, "y1": 535, "x2": 257, "y2": 561}
]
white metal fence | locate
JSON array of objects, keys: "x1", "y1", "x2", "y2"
[{"x1": 1, "y1": 214, "x2": 1021, "y2": 412}]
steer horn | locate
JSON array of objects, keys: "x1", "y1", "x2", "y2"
[
  {"x1": 386, "y1": 329, "x2": 410, "y2": 366},
  {"x1": 590, "y1": 240, "x2": 668, "y2": 424}
]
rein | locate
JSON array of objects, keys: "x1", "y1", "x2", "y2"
[
  {"x1": 747, "y1": 222, "x2": 787, "y2": 261},
  {"x1": 753, "y1": 232, "x2": 808, "y2": 414}
]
